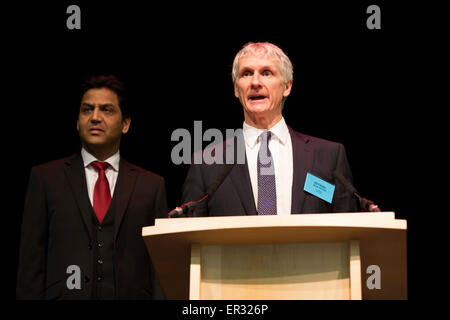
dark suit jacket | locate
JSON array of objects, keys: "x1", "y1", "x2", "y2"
[
  {"x1": 182, "y1": 127, "x2": 358, "y2": 216},
  {"x1": 16, "y1": 153, "x2": 167, "y2": 299}
]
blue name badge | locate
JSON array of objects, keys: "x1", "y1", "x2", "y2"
[{"x1": 303, "y1": 173, "x2": 335, "y2": 203}]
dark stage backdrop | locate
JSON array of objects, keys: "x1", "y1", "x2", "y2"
[{"x1": 7, "y1": 1, "x2": 446, "y2": 306}]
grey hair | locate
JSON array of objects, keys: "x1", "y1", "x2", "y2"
[{"x1": 231, "y1": 42, "x2": 294, "y2": 84}]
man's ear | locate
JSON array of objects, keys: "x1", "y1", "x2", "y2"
[
  {"x1": 234, "y1": 82, "x2": 239, "y2": 98},
  {"x1": 121, "y1": 117, "x2": 131, "y2": 134},
  {"x1": 283, "y1": 80, "x2": 293, "y2": 97}
]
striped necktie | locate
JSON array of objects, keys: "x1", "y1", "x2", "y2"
[{"x1": 257, "y1": 131, "x2": 277, "y2": 215}]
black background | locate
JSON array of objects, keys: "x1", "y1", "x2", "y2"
[{"x1": 6, "y1": 0, "x2": 447, "y2": 312}]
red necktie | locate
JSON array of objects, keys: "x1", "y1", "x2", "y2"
[{"x1": 90, "y1": 161, "x2": 111, "y2": 223}]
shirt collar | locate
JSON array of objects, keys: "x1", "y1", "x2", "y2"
[
  {"x1": 243, "y1": 117, "x2": 289, "y2": 149},
  {"x1": 81, "y1": 148, "x2": 120, "y2": 172}
]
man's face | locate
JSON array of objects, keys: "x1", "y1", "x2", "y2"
[
  {"x1": 234, "y1": 55, "x2": 292, "y2": 121},
  {"x1": 77, "y1": 88, "x2": 130, "y2": 152}
]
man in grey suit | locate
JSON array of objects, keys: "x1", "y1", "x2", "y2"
[{"x1": 182, "y1": 42, "x2": 358, "y2": 216}]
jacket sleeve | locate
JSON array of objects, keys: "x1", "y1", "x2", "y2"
[
  {"x1": 332, "y1": 144, "x2": 359, "y2": 213},
  {"x1": 154, "y1": 177, "x2": 168, "y2": 219},
  {"x1": 181, "y1": 163, "x2": 209, "y2": 217},
  {"x1": 16, "y1": 167, "x2": 49, "y2": 299},
  {"x1": 150, "y1": 177, "x2": 169, "y2": 299}
]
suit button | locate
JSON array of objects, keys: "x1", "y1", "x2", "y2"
[
  {"x1": 98, "y1": 242, "x2": 103, "y2": 248},
  {"x1": 98, "y1": 226, "x2": 102, "y2": 232},
  {"x1": 97, "y1": 276, "x2": 103, "y2": 282},
  {"x1": 88, "y1": 244, "x2": 92, "y2": 250},
  {"x1": 97, "y1": 259, "x2": 103, "y2": 265}
]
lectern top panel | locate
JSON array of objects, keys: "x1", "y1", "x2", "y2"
[{"x1": 143, "y1": 212, "x2": 406, "y2": 240}]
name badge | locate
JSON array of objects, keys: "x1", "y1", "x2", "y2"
[{"x1": 303, "y1": 173, "x2": 335, "y2": 203}]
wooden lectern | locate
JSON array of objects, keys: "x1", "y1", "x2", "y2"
[{"x1": 142, "y1": 212, "x2": 407, "y2": 300}]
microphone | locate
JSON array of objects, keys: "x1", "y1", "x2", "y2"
[
  {"x1": 167, "y1": 196, "x2": 207, "y2": 218},
  {"x1": 332, "y1": 170, "x2": 381, "y2": 212},
  {"x1": 168, "y1": 163, "x2": 236, "y2": 218}
]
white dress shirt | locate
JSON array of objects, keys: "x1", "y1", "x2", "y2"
[
  {"x1": 243, "y1": 117, "x2": 293, "y2": 215},
  {"x1": 81, "y1": 148, "x2": 120, "y2": 206}
]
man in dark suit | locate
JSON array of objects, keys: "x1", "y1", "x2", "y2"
[
  {"x1": 17, "y1": 75, "x2": 167, "y2": 299},
  {"x1": 182, "y1": 42, "x2": 358, "y2": 216}
]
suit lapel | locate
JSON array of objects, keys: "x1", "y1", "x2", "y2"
[
  {"x1": 64, "y1": 153, "x2": 94, "y2": 241},
  {"x1": 113, "y1": 158, "x2": 138, "y2": 240},
  {"x1": 289, "y1": 127, "x2": 314, "y2": 214},
  {"x1": 229, "y1": 160, "x2": 257, "y2": 215},
  {"x1": 225, "y1": 133, "x2": 257, "y2": 215}
]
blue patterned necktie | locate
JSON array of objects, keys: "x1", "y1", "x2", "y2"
[{"x1": 257, "y1": 131, "x2": 277, "y2": 215}]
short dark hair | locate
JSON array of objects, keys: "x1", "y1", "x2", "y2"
[{"x1": 80, "y1": 75, "x2": 131, "y2": 119}]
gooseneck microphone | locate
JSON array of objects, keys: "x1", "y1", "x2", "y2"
[
  {"x1": 167, "y1": 195, "x2": 208, "y2": 218},
  {"x1": 168, "y1": 163, "x2": 236, "y2": 218},
  {"x1": 332, "y1": 170, "x2": 381, "y2": 212}
]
